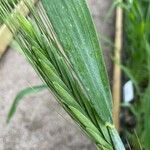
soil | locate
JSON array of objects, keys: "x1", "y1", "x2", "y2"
[{"x1": 0, "y1": 0, "x2": 114, "y2": 149}]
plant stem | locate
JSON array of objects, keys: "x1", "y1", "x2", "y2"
[
  {"x1": 108, "y1": 127, "x2": 125, "y2": 150},
  {"x1": 94, "y1": 126, "x2": 125, "y2": 150}
]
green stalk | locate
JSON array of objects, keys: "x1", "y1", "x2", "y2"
[{"x1": 108, "y1": 127, "x2": 125, "y2": 150}]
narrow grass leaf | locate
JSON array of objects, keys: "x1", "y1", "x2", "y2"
[{"x1": 7, "y1": 84, "x2": 47, "y2": 123}]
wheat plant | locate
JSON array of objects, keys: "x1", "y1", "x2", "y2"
[{"x1": 0, "y1": 0, "x2": 125, "y2": 149}]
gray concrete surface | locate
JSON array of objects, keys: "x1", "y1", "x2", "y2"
[{"x1": 0, "y1": 0, "x2": 114, "y2": 149}]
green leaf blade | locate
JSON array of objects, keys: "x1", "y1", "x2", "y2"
[
  {"x1": 7, "y1": 84, "x2": 47, "y2": 123},
  {"x1": 42, "y1": 0, "x2": 112, "y2": 123}
]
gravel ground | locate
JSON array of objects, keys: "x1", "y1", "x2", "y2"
[{"x1": 0, "y1": 0, "x2": 114, "y2": 150}]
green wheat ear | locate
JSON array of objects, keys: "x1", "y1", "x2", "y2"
[{"x1": 0, "y1": 0, "x2": 125, "y2": 149}]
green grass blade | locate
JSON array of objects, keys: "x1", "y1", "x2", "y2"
[
  {"x1": 42, "y1": 0, "x2": 112, "y2": 123},
  {"x1": 7, "y1": 84, "x2": 47, "y2": 123}
]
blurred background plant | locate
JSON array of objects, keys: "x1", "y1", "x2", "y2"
[{"x1": 120, "y1": 0, "x2": 150, "y2": 149}]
